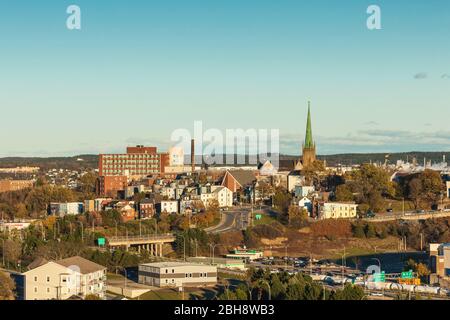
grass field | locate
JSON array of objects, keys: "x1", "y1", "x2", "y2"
[
  {"x1": 252, "y1": 211, "x2": 278, "y2": 226},
  {"x1": 136, "y1": 289, "x2": 181, "y2": 300},
  {"x1": 136, "y1": 287, "x2": 219, "y2": 300}
]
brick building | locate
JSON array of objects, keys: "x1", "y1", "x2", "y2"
[
  {"x1": 0, "y1": 179, "x2": 34, "y2": 193},
  {"x1": 97, "y1": 176, "x2": 128, "y2": 198},
  {"x1": 98, "y1": 145, "x2": 169, "y2": 178}
]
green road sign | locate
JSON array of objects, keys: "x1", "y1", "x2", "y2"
[
  {"x1": 97, "y1": 238, "x2": 106, "y2": 247},
  {"x1": 373, "y1": 271, "x2": 385, "y2": 283},
  {"x1": 401, "y1": 270, "x2": 413, "y2": 279},
  {"x1": 255, "y1": 214, "x2": 262, "y2": 220}
]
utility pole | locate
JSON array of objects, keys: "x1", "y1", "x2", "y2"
[
  {"x1": 139, "y1": 220, "x2": 142, "y2": 237},
  {"x1": 420, "y1": 233, "x2": 423, "y2": 252},
  {"x1": 1, "y1": 239, "x2": 5, "y2": 267},
  {"x1": 285, "y1": 245, "x2": 288, "y2": 270},
  {"x1": 79, "y1": 222, "x2": 84, "y2": 243}
]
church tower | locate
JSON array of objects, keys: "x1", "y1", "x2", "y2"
[{"x1": 302, "y1": 102, "x2": 316, "y2": 168}]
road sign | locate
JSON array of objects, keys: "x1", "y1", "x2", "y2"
[
  {"x1": 255, "y1": 214, "x2": 262, "y2": 220},
  {"x1": 399, "y1": 278, "x2": 421, "y2": 285},
  {"x1": 401, "y1": 270, "x2": 413, "y2": 279},
  {"x1": 97, "y1": 237, "x2": 106, "y2": 247},
  {"x1": 373, "y1": 271, "x2": 385, "y2": 283}
]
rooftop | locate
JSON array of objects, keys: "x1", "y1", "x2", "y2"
[
  {"x1": 56, "y1": 256, "x2": 106, "y2": 274},
  {"x1": 140, "y1": 261, "x2": 212, "y2": 268}
]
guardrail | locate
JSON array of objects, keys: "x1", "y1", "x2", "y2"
[
  {"x1": 107, "y1": 234, "x2": 175, "y2": 242},
  {"x1": 363, "y1": 211, "x2": 450, "y2": 222}
]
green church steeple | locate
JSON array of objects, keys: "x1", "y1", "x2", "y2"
[{"x1": 304, "y1": 101, "x2": 314, "y2": 149}]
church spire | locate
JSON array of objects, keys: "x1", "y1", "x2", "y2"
[{"x1": 304, "y1": 101, "x2": 314, "y2": 149}]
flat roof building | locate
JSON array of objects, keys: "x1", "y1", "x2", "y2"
[
  {"x1": 98, "y1": 145, "x2": 169, "y2": 178},
  {"x1": 138, "y1": 262, "x2": 217, "y2": 288}
]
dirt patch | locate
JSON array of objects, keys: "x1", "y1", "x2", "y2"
[
  {"x1": 260, "y1": 237, "x2": 288, "y2": 246},
  {"x1": 267, "y1": 235, "x2": 400, "y2": 260}
]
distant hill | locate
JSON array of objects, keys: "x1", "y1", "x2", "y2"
[
  {"x1": 315, "y1": 151, "x2": 450, "y2": 167},
  {"x1": 0, "y1": 151, "x2": 448, "y2": 171},
  {"x1": 0, "y1": 155, "x2": 98, "y2": 171}
]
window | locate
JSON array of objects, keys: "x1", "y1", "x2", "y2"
[
  {"x1": 34, "y1": 287, "x2": 38, "y2": 293},
  {"x1": 47, "y1": 276, "x2": 50, "y2": 282},
  {"x1": 34, "y1": 276, "x2": 38, "y2": 282},
  {"x1": 172, "y1": 269, "x2": 174, "y2": 273},
  {"x1": 47, "y1": 287, "x2": 50, "y2": 293}
]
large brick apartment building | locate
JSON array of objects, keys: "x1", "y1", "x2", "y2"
[
  {"x1": 97, "y1": 146, "x2": 170, "y2": 197},
  {"x1": 98, "y1": 146, "x2": 170, "y2": 178}
]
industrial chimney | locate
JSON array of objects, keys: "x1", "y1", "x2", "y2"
[{"x1": 191, "y1": 139, "x2": 195, "y2": 173}]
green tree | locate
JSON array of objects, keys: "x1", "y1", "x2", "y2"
[
  {"x1": 365, "y1": 223, "x2": 376, "y2": 238},
  {"x1": 270, "y1": 274, "x2": 286, "y2": 300},
  {"x1": 285, "y1": 283, "x2": 303, "y2": 300},
  {"x1": 332, "y1": 284, "x2": 365, "y2": 300},
  {"x1": 352, "y1": 223, "x2": 366, "y2": 238}
]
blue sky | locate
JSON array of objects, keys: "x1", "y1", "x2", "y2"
[{"x1": 0, "y1": 0, "x2": 449, "y2": 156}]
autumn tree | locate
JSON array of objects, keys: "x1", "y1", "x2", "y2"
[
  {"x1": 335, "y1": 184, "x2": 354, "y2": 202},
  {"x1": 408, "y1": 178, "x2": 423, "y2": 210},
  {"x1": 0, "y1": 272, "x2": 15, "y2": 300}
]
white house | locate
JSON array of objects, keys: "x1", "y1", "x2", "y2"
[
  {"x1": 287, "y1": 171, "x2": 305, "y2": 193},
  {"x1": 447, "y1": 181, "x2": 450, "y2": 199},
  {"x1": 298, "y1": 197, "x2": 313, "y2": 215},
  {"x1": 157, "y1": 200, "x2": 179, "y2": 214},
  {"x1": 200, "y1": 186, "x2": 233, "y2": 208},
  {"x1": 16, "y1": 256, "x2": 106, "y2": 300},
  {"x1": 320, "y1": 202, "x2": 358, "y2": 219},
  {"x1": 294, "y1": 186, "x2": 315, "y2": 198},
  {"x1": 258, "y1": 160, "x2": 278, "y2": 176},
  {"x1": 212, "y1": 186, "x2": 233, "y2": 208}
]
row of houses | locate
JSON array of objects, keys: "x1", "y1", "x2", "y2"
[{"x1": 48, "y1": 185, "x2": 234, "y2": 221}]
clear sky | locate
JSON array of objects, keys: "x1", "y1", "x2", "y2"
[{"x1": 1, "y1": 0, "x2": 449, "y2": 157}]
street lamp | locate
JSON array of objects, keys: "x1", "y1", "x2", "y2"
[
  {"x1": 1, "y1": 238, "x2": 5, "y2": 267},
  {"x1": 372, "y1": 258, "x2": 381, "y2": 271},
  {"x1": 154, "y1": 219, "x2": 158, "y2": 236},
  {"x1": 209, "y1": 243, "x2": 224, "y2": 265}
]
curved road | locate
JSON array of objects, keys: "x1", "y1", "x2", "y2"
[
  {"x1": 205, "y1": 205, "x2": 272, "y2": 234},
  {"x1": 205, "y1": 212, "x2": 238, "y2": 234}
]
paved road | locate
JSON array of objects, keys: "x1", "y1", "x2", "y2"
[
  {"x1": 205, "y1": 212, "x2": 238, "y2": 234},
  {"x1": 205, "y1": 205, "x2": 274, "y2": 234}
]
